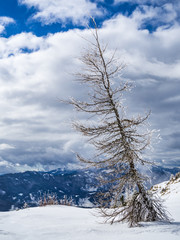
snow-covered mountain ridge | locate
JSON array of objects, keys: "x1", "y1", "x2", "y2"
[
  {"x1": 0, "y1": 166, "x2": 179, "y2": 211},
  {"x1": 0, "y1": 174, "x2": 180, "y2": 240}
]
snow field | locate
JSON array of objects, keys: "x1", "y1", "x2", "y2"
[{"x1": 0, "y1": 180, "x2": 180, "y2": 240}]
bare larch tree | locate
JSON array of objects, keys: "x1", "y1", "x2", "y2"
[{"x1": 65, "y1": 21, "x2": 170, "y2": 227}]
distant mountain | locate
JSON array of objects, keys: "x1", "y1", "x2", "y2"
[
  {"x1": 0, "y1": 168, "x2": 100, "y2": 211},
  {"x1": 145, "y1": 165, "x2": 180, "y2": 186},
  {"x1": 0, "y1": 166, "x2": 179, "y2": 211}
]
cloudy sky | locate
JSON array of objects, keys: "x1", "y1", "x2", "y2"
[{"x1": 0, "y1": 0, "x2": 179, "y2": 174}]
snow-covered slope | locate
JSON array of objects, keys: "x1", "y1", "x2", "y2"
[
  {"x1": 0, "y1": 176, "x2": 180, "y2": 240},
  {"x1": 151, "y1": 172, "x2": 180, "y2": 221}
]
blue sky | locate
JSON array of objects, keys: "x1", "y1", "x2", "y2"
[{"x1": 0, "y1": 0, "x2": 180, "y2": 174}]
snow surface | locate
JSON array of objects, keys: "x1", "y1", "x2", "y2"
[{"x1": 0, "y1": 179, "x2": 180, "y2": 240}]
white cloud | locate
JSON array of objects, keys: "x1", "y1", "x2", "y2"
[
  {"x1": 18, "y1": 0, "x2": 103, "y2": 25},
  {"x1": 0, "y1": 17, "x2": 15, "y2": 25},
  {"x1": 0, "y1": 16, "x2": 15, "y2": 34},
  {"x1": 164, "y1": 95, "x2": 180, "y2": 103},
  {"x1": 0, "y1": 10, "x2": 180, "y2": 172},
  {"x1": 114, "y1": 0, "x2": 152, "y2": 4},
  {"x1": 0, "y1": 30, "x2": 85, "y2": 143},
  {"x1": 0, "y1": 157, "x2": 45, "y2": 175},
  {"x1": 114, "y1": 0, "x2": 175, "y2": 4},
  {"x1": 131, "y1": 4, "x2": 177, "y2": 26},
  {"x1": 0, "y1": 25, "x2": 4, "y2": 34},
  {"x1": 114, "y1": 0, "x2": 180, "y2": 28},
  {"x1": 0, "y1": 144, "x2": 15, "y2": 150},
  {"x1": 0, "y1": 32, "x2": 48, "y2": 58}
]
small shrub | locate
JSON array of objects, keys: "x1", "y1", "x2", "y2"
[
  {"x1": 38, "y1": 192, "x2": 74, "y2": 207},
  {"x1": 38, "y1": 192, "x2": 59, "y2": 206}
]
